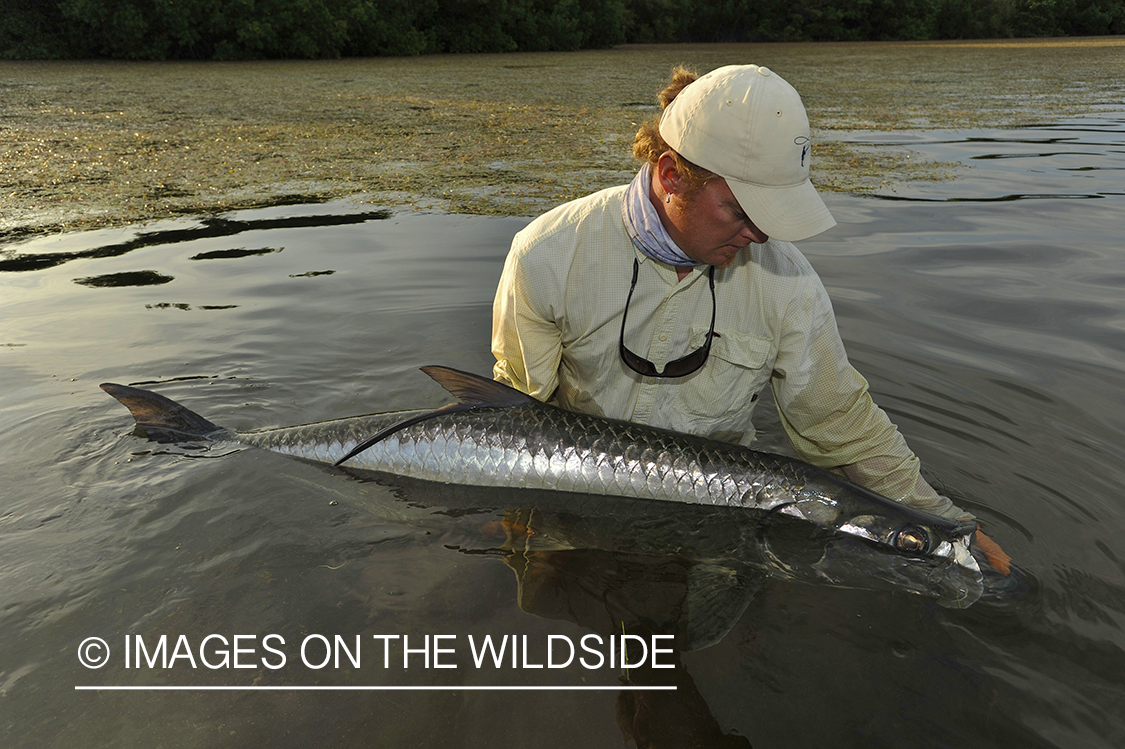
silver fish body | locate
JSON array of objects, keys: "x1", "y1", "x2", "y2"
[
  {"x1": 250, "y1": 405, "x2": 822, "y2": 508},
  {"x1": 101, "y1": 366, "x2": 985, "y2": 607}
]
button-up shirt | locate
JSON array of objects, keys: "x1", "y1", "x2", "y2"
[{"x1": 492, "y1": 184, "x2": 957, "y2": 517}]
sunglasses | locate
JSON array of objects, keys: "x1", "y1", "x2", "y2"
[{"x1": 619, "y1": 257, "x2": 716, "y2": 378}]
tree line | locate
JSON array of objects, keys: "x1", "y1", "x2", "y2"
[{"x1": 3, "y1": 0, "x2": 1123, "y2": 60}]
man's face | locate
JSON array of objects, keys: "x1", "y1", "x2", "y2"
[{"x1": 664, "y1": 178, "x2": 769, "y2": 267}]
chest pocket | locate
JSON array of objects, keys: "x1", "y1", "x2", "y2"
[{"x1": 678, "y1": 331, "x2": 775, "y2": 421}]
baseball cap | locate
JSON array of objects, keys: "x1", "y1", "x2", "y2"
[{"x1": 659, "y1": 64, "x2": 836, "y2": 242}]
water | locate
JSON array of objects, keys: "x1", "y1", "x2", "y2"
[{"x1": 3, "y1": 110, "x2": 1125, "y2": 747}]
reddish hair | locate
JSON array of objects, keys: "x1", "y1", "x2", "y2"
[{"x1": 632, "y1": 66, "x2": 717, "y2": 197}]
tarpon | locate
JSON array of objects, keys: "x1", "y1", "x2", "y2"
[{"x1": 101, "y1": 365, "x2": 990, "y2": 608}]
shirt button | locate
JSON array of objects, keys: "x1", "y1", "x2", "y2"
[{"x1": 658, "y1": 333, "x2": 669, "y2": 341}]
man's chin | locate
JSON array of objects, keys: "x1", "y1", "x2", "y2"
[{"x1": 716, "y1": 254, "x2": 740, "y2": 270}]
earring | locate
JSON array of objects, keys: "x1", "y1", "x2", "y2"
[{"x1": 665, "y1": 194, "x2": 671, "y2": 204}]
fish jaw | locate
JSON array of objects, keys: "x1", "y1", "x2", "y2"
[
  {"x1": 941, "y1": 535, "x2": 985, "y2": 607},
  {"x1": 798, "y1": 534, "x2": 984, "y2": 608},
  {"x1": 768, "y1": 480, "x2": 985, "y2": 607},
  {"x1": 755, "y1": 517, "x2": 984, "y2": 607}
]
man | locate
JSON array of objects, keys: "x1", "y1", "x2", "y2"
[{"x1": 492, "y1": 64, "x2": 1009, "y2": 566}]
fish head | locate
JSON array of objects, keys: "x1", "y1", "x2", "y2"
[
  {"x1": 814, "y1": 513, "x2": 982, "y2": 608},
  {"x1": 770, "y1": 482, "x2": 984, "y2": 607}
]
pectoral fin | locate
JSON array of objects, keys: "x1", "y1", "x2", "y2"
[{"x1": 682, "y1": 564, "x2": 760, "y2": 651}]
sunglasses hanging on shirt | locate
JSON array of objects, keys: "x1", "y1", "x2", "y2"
[{"x1": 618, "y1": 257, "x2": 716, "y2": 378}]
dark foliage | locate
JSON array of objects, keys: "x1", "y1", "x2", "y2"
[{"x1": 2, "y1": 0, "x2": 1122, "y2": 59}]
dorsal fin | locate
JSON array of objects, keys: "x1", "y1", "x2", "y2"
[
  {"x1": 420, "y1": 365, "x2": 535, "y2": 408},
  {"x1": 335, "y1": 366, "x2": 534, "y2": 467},
  {"x1": 101, "y1": 382, "x2": 229, "y2": 443}
]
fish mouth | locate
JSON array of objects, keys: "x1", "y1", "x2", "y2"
[
  {"x1": 817, "y1": 536, "x2": 984, "y2": 608},
  {"x1": 932, "y1": 536, "x2": 984, "y2": 608},
  {"x1": 757, "y1": 520, "x2": 985, "y2": 608}
]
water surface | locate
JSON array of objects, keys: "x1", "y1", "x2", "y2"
[{"x1": 2, "y1": 111, "x2": 1124, "y2": 747}]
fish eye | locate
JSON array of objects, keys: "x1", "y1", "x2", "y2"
[{"x1": 893, "y1": 525, "x2": 932, "y2": 556}]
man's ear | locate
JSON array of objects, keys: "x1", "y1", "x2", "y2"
[{"x1": 655, "y1": 151, "x2": 685, "y2": 198}]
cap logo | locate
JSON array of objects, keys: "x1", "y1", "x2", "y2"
[{"x1": 794, "y1": 135, "x2": 811, "y2": 167}]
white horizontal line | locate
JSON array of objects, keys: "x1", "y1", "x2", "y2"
[{"x1": 75, "y1": 685, "x2": 675, "y2": 691}]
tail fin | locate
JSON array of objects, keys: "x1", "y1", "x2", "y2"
[{"x1": 100, "y1": 383, "x2": 229, "y2": 443}]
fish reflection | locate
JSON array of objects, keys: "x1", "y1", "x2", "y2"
[
  {"x1": 492, "y1": 503, "x2": 759, "y2": 748},
  {"x1": 504, "y1": 530, "x2": 752, "y2": 746}
]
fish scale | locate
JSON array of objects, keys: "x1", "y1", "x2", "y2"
[
  {"x1": 215, "y1": 391, "x2": 865, "y2": 520},
  {"x1": 261, "y1": 404, "x2": 801, "y2": 508}
]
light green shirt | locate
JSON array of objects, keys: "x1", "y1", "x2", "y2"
[{"x1": 492, "y1": 185, "x2": 958, "y2": 518}]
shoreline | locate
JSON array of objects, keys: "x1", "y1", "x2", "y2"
[{"x1": 3, "y1": 38, "x2": 1122, "y2": 243}]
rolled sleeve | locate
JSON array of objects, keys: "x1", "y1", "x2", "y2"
[{"x1": 770, "y1": 274, "x2": 960, "y2": 516}]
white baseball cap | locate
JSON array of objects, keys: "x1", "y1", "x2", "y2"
[{"x1": 659, "y1": 64, "x2": 836, "y2": 242}]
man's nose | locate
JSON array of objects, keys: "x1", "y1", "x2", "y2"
[{"x1": 742, "y1": 221, "x2": 768, "y2": 244}]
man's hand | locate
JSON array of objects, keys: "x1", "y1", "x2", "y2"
[{"x1": 973, "y1": 528, "x2": 1012, "y2": 576}]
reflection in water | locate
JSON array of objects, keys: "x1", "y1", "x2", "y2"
[
  {"x1": 498, "y1": 508, "x2": 756, "y2": 651},
  {"x1": 190, "y1": 247, "x2": 282, "y2": 260},
  {"x1": 617, "y1": 657, "x2": 753, "y2": 749},
  {"x1": 0, "y1": 208, "x2": 391, "y2": 272},
  {"x1": 144, "y1": 302, "x2": 239, "y2": 310},
  {"x1": 73, "y1": 269, "x2": 174, "y2": 287},
  {"x1": 500, "y1": 508, "x2": 758, "y2": 748}
]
